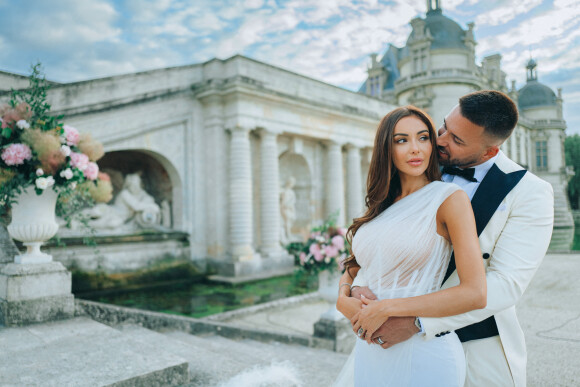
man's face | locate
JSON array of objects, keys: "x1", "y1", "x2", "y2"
[{"x1": 436, "y1": 105, "x2": 491, "y2": 168}]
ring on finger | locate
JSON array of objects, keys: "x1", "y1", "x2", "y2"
[
  {"x1": 357, "y1": 328, "x2": 364, "y2": 337},
  {"x1": 376, "y1": 336, "x2": 385, "y2": 345}
]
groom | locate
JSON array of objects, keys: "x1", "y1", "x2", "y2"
[{"x1": 350, "y1": 90, "x2": 554, "y2": 387}]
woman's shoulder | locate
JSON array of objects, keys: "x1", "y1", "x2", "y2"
[
  {"x1": 429, "y1": 180, "x2": 463, "y2": 195},
  {"x1": 428, "y1": 181, "x2": 467, "y2": 210}
]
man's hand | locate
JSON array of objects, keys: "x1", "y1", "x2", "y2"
[
  {"x1": 351, "y1": 286, "x2": 377, "y2": 301},
  {"x1": 370, "y1": 316, "x2": 418, "y2": 349}
]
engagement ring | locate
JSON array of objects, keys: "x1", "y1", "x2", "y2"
[{"x1": 357, "y1": 328, "x2": 364, "y2": 337}]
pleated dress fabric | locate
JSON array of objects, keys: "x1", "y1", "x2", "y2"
[{"x1": 335, "y1": 181, "x2": 466, "y2": 387}]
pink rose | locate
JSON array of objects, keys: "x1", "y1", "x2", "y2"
[
  {"x1": 70, "y1": 151, "x2": 89, "y2": 170},
  {"x1": 84, "y1": 162, "x2": 99, "y2": 180},
  {"x1": 309, "y1": 243, "x2": 324, "y2": 262},
  {"x1": 1, "y1": 143, "x2": 32, "y2": 166},
  {"x1": 331, "y1": 235, "x2": 345, "y2": 250},
  {"x1": 324, "y1": 244, "x2": 339, "y2": 258},
  {"x1": 299, "y1": 252, "x2": 307, "y2": 265},
  {"x1": 63, "y1": 125, "x2": 80, "y2": 146},
  {"x1": 337, "y1": 227, "x2": 347, "y2": 237}
]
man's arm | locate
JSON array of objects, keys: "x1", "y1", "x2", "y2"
[{"x1": 421, "y1": 179, "x2": 553, "y2": 338}]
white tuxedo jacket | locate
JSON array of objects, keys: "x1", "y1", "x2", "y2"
[{"x1": 353, "y1": 152, "x2": 554, "y2": 387}]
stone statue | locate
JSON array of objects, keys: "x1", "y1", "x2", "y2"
[
  {"x1": 66, "y1": 173, "x2": 161, "y2": 233},
  {"x1": 280, "y1": 176, "x2": 297, "y2": 244}
]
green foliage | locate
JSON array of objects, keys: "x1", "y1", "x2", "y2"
[
  {"x1": 10, "y1": 63, "x2": 61, "y2": 132},
  {"x1": 565, "y1": 135, "x2": 580, "y2": 209}
]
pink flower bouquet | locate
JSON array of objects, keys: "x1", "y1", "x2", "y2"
[
  {"x1": 286, "y1": 218, "x2": 349, "y2": 275},
  {"x1": 0, "y1": 64, "x2": 112, "y2": 215}
]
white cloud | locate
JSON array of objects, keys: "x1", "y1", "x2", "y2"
[{"x1": 475, "y1": 0, "x2": 543, "y2": 26}]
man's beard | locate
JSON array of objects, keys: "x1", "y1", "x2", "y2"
[{"x1": 437, "y1": 147, "x2": 480, "y2": 168}]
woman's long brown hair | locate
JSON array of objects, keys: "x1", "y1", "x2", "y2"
[{"x1": 343, "y1": 106, "x2": 441, "y2": 277}]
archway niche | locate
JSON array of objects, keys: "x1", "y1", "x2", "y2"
[
  {"x1": 97, "y1": 149, "x2": 183, "y2": 229},
  {"x1": 279, "y1": 152, "x2": 312, "y2": 238}
]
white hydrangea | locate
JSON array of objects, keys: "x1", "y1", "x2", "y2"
[
  {"x1": 35, "y1": 177, "x2": 53, "y2": 190},
  {"x1": 16, "y1": 120, "x2": 30, "y2": 130},
  {"x1": 60, "y1": 145, "x2": 71, "y2": 157},
  {"x1": 59, "y1": 168, "x2": 74, "y2": 180}
]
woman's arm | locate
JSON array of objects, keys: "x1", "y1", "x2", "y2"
[
  {"x1": 336, "y1": 268, "x2": 363, "y2": 320},
  {"x1": 353, "y1": 190, "x2": 487, "y2": 342}
]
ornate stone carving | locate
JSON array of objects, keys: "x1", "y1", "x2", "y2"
[
  {"x1": 64, "y1": 173, "x2": 161, "y2": 233},
  {"x1": 280, "y1": 176, "x2": 297, "y2": 245}
]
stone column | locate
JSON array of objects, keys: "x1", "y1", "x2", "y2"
[
  {"x1": 510, "y1": 131, "x2": 517, "y2": 162},
  {"x1": 229, "y1": 126, "x2": 256, "y2": 261},
  {"x1": 345, "y1": 144, "x2": 363, "y2": 224},
  {"x1": 519, "y1": 132, "x2": 527, "y2": 167},
  {"x1": 257, "y1": 129, "x2": 283, "y2": 256},
  {"x1": 326, "y1": 141, "x2": 345, "y2": 226}
]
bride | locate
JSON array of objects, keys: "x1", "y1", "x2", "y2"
[{"x1": 335, "y1": 106, "x2": 486, "y2": 386}]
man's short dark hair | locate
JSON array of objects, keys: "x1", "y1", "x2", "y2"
[{"x1": 459, "y1": 90, "x2": 518, "y2": 141}]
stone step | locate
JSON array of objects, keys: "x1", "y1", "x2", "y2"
[
  {"x1": 115, "y1": 324, "x2": 349, "y2": 387},
  {"x1": 0, "y1": 317, "x2": 188, "y2": 387},
  {"x1": 114, "y1": 324, "x2": 255, "y2": 386},
  {"x1": 165, "y1": 330, "x2": 348, "y2": 387}
]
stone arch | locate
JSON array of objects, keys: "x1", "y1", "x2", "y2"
[
  {"x1": 279, "y1": 152, "x2": 312, "y2": 237},
  {"x1": 97, "y1": 149, "x2": 183, "y2": 229}
]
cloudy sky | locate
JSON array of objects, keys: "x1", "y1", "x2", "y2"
[{"x1": 1, "y1": 0, "x2": 579, "y2": 132}]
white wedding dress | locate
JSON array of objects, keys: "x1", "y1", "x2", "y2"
[{"x1": 335, "y1": 181, "x2": 466, "y2": 387}]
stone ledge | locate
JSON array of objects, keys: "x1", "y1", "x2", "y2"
[
  {"x1": 76, "y1": 299, "x2": 333, "y2": 351},
  {"x1": 0, "y1": 294, "x2": 75, "y2": 326}
]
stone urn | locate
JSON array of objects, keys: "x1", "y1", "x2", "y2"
[
  {"x1": 7, "y1": 186, "x2": 59, "y2": 264},
  {"x1": 316, "y1": 268, "x2": 345, "y2": 321},
  {"x1": 317, "y1": 268, "x2": 343, "y2": 304}
]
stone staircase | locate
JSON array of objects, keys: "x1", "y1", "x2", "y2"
[
  {"x1": 115, "y1": 323, "x2": 348, "y2": 386},
  {"x1": 552, "y1": 181, "x2": 574, "y2": 228},
  {"x1": 0, "y1": 316, "x2": 348, "y2": 386},
  {"x1": 0, "y1": 317, "x2": 188, "y2": 387},
  {"x1": 547, "y1": 179, "x2": 575, "y2": 250}
]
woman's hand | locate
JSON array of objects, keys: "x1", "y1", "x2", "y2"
[{"x1": 351, "y1": 296, "x2": 392, "y2": 344}]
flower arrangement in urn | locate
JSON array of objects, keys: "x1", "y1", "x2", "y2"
[
  {"x1": 287, "y1": 217, "x2": 349, "y2": 275},
  {"x1": 0, "y1": 64, "x2": 112, "y2": 215}
]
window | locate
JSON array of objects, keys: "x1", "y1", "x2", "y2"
[{"x1": 536, "y1": 141, "x2": 548, "y2": 170}]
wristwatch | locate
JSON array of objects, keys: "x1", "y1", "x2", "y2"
[{"x1": 414, "y1": 317, "x2": 423, "y2": 332}]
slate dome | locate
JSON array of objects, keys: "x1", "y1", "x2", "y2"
[
  {"x1": 403, "y1": 8, "x2": 468, "y2": 55},
  {"x1": 518, "y1": 81, "x2": 557, "y2": 109}
]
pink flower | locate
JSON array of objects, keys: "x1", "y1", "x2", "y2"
[
  {"x1": 84, "y1": 162, "x2": 99, "y2": 180},
  {"x1": 63, "y1": 125, "x2": 80, "y2": 146},
  {"x1": 98, "y1": 172, "x2": 111, "y2": 181},
  {"x1": 1, "y1": 143, "x2": 32, "y2": 166},
  {"x1": 299, "y1": 252, "x2": 307, "y2": 265},
  {"x1": 70, "y1": 151, "x2": 90, "y2": 170},
  {"x1": 337, "y1": 227, "x2": 347, "y2": 237},
  {"x1": 331, "y1": 235, "x2": 345, "y2": 250},
  {"x1": 309, "y1": 243, "x2": 324, "y2": 262},
  {"x1": 324, "y1": 244, "x2": 339, "y2": 258}
]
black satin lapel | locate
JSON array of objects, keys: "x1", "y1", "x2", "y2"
[{"x1": 442, "y1": 165, "x2": 527, "y2": 284}]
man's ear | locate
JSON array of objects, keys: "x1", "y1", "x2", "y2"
[{"x1": 482, "y1": 145, "x2": 500, "y2": 161}]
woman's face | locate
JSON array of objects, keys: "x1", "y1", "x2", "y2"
[{"x1": 391, "y1": 116, "x2": 432, "y2": 178}]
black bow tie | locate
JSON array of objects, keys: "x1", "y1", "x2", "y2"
[{"x1": 442, "y1": 166, "x2": 477, "y2": 182}]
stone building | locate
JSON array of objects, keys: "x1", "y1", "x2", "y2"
[
  {"x1": 0, "y1": 0, "x2": 572, "y2": 280},
  {"x1": 359, "y1": 0, "x2": 573, "y2": 249}
]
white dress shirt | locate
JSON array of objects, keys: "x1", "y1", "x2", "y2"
[{"x1": 441, "y1": 152, "x2": 500, "y2": 200}]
